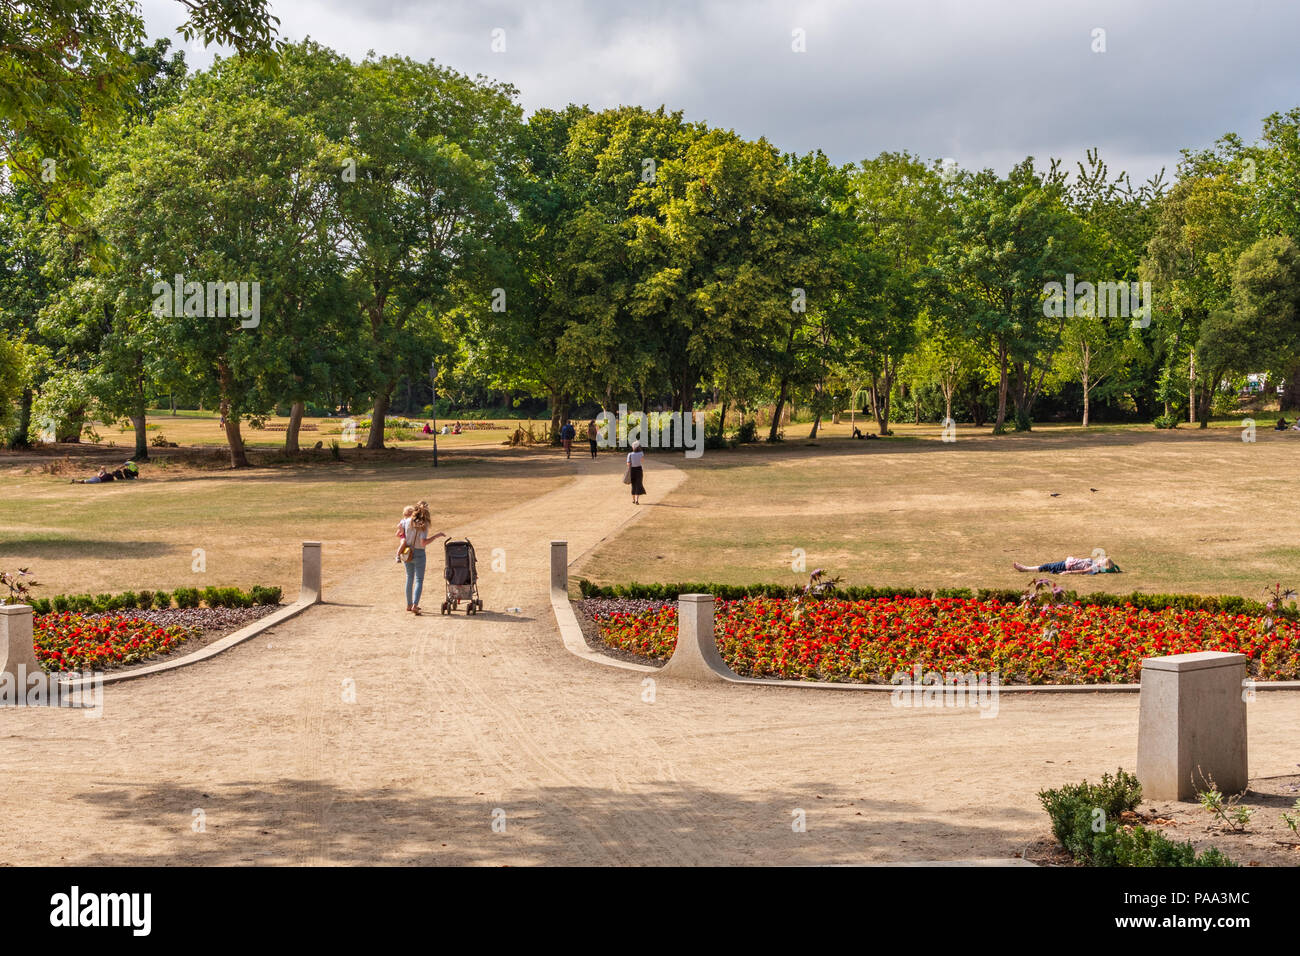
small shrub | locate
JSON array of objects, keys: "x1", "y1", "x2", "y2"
[
  {"x1": 735, "y1": 420, "x2": 759, "y2": 444},
  {"x1": 251, "y1": 585, "x2": 282, "y2": 606},
  {"x1": 118, "y1": 590, "x2": 139, "y2": 610},
  {"x1": 93, "y1": 593, "x2": 114, "y2": 612},
  {"x1": 1152, "y1": 413, "x2": 1180, "y2": 429},
  {"x1": 152, "y1": 590, "x2": 172, "y2": 609},
  {"x1": 1040, "y1": 770, "x2": 1235, "y2": 866},
  {"x1": 30, "y1": 597, "x2": 52, "y2": 614},
  {"x1": 135, "y1": 590, "x2": 154, "y2": 610},
  {"x1": 329, "y1": 440, "x2": 342, "y2": 460},
  {"x1": 201, "y1": 586, "x2": 221, "y2": 607},
  {"x1": 172, "y1": 587, "x2": 200, "y2": 609}
]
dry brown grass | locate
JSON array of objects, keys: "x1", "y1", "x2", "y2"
[
  {"x1": 0, "y1": 448, "x2": 570, "y2": 598},
  {"x1": 574, "y1": 420, "x2": 1300, "y2": 599}
]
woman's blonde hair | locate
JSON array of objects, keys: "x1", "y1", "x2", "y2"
[{"x1": 411, "y1": 500, "x2": 431, "y2": 529}]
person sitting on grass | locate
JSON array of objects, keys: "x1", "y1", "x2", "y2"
[{"x1": 1013, "y1": 555, "x2": 1120, "y2": 575}]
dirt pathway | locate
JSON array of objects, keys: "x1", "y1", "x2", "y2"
[{"x1": 2, "y1": 453, "x2": 1298, "y2": 865}]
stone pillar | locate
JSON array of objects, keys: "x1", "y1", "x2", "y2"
[
  {"x1": 550, "y1": 540, "x2": 567, "y2": 594},
  {"x1": 658, "y1": 594, "x2": 736, "y2": 682},
  {"x1": 301, "y1": 541, "x2": 322, "y2": 605},
  {"x1": 1136, "y1": 651, "x2": 1248, "y2": 801},
  {"x1": 0, "y1": 604, "x2": 42, "y2": 685}
]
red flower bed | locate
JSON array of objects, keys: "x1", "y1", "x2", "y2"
[
  {"x1": 590, "y1": 596, "x2": 1300, "y2": 684},
  {"x1": 34, "y1": 612, "x2": 193, "y2": 671}
]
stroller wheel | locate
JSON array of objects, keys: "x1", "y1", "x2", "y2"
[
  {"x1": 475, "y1": 600, "x2": 484, "y2": 611},
  {"x1": 440, "y1": 601, "x2": 449, "y2": 614},
  {"x1": 467, "y1": 604, "x2": 476, "y2": 615}
]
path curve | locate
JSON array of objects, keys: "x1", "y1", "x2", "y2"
[{"x1": 2, "y1": 453, "x2": 1299, "y2": 865}]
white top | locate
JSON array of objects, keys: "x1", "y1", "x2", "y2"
[
  {"x1": 400, "y1": 517, "x2": 428, "y2": 549},
  {"x1": 626, "y1": 450, "x2": 644, "y2": 467}
]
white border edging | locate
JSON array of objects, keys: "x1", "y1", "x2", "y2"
[{"x1": 57, "y1": 542, "x2": 323, "y2": 692}]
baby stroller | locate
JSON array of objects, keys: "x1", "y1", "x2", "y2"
[{"x1": 440, "y1": 538, "x2": 483, "y2": 614}]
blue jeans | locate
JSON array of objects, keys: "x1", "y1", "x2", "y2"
[
  {"x1": 405, "y1": 548, "x2": 427, "y2": 606},
  {"x1": 1038, "y1": 561, "x2": 1067, "y2": 574}
]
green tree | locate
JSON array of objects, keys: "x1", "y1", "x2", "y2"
[{"x1": 0, "y1": 0, "x2": 278, "y2": 218}]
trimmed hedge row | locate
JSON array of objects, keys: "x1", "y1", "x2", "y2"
[
  {"x1": 575, "y1": 579, "x2": 1296, "y2": 619},
  {"x1": 27, "y1": 585, "x2": 282, "y2": 615},
  {"x1": 1038, "y1": 769, "x2": 1236, "y2": 867}
]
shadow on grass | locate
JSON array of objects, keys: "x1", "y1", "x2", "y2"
[
  {"x1": 0, "y1": 537, "x2": 177, "y2": 560},
  {"x1": 70, "y1": 778, "x2": 1038, "y2": 865}
]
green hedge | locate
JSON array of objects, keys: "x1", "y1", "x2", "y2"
[
  {"x1": 30, "y1": 584, "x2": 282, "y2": 615},
  {"x1": 1038, "y1": 769, "x2": 1236, "y2": 867},
  {"x1": 575, "y1": 579, "x2": 1295, "y2": 619}
]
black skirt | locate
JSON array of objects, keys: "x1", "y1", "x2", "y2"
[{"x1": 629, "y1": 465, "x2": 645, "y2": 495}]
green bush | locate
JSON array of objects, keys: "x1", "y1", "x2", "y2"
[
  {"x1": 573, "y1": 580, "x2": 1294, "y2": 620},
  {"x1": 251, "y1": 585, "x2": 282, "y2": 606},
  {"x1": 734, "y1": 420, "x2": 759, "y2": 444},
  {"x1": 1039, "y1": 770, "x2": 1235, "y2": 867},
  {"x1": 93, "y1": 593, "x2": 114, "y2": 612},
  {"x1": 1153, "y1": 413, "x2": 1180, "y2": 429},
  {"x1": 152, "y1": 590, "x2": 172, "y2": 609},
  {"x1": 118, "y1": 590, "x2": 139, "y2": 610},
  {"x1": 135, "y1": 590, "x2": 154, "y2": 610},
  {"x1": 30, "y1": 597, "x2": 52, "y2": 614},
  {"x1": 51, "y1": 594, "x2": 70, "y2": 612},
  {"x1": 173, "y1": 587, "x2": 200, "y2": 609}
]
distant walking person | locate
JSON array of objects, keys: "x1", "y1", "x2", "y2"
[
  {"x1": 399, "y1": 500, "x2": 446, "y2": 614},
  {"x1": 626, "y1": 440, "x2": 646, "y2": 504},
  {"x1": 587, "y1": 419, "x2": 599, "y2": 458},
  {"x1": 561, "y1": 420, "x2": 576, "y2": 459}
]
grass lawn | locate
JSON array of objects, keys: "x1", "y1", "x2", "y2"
[
  {"x1": 1, "y1": 439, "x2": 569, "y2": 598},
  {"x1": 575, "y1": 417, "x2": 1300, "y2": 600}
]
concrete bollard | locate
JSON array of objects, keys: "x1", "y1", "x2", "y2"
[
  {"x1": 1136, "y1": 651, "x2": 1248, "y2": 801},
  {"x1": 0, "y1": 604, "x2": 42, "y2": 685},
  {"x1": 301, "y1": 541, "x2": 322, "y2": 605},
  {"x1": 551, "y1": 540, "x2": 568, "y2": 594},
  {"x1": 658, "y1": 594, "x2": 737, "y2": 682}
]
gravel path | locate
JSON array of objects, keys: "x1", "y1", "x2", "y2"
[{"x1": 2, "y1": 453, "x2": 1299, "y2": 865}]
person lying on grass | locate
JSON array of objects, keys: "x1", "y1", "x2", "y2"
[
  {"x1": 1013, "y1": 555, "x2": 1120, "y2": 574},
  {"x1": 70, "y1": 460, "x2": 138, "y2": 484}
]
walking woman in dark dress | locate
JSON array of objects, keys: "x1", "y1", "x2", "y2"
[{"x1": 625, "y1": 440, "x2": 646, "y2": 504}]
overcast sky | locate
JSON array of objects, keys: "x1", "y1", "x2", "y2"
[{"x1": 140, "y1": 0, "x2": 1300, "y2": 186}]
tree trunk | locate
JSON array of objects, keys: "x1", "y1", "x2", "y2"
[
  {"x1": 768, "y1": 379, "x2": 789, "y2": 441},
  {"x1": 717, "y1": 398, "x2": 729, "y2": 442},
  {"x1": 131, "y1": 413, "x2": 149, "y2": 461},
  {"x1": 549, "y1": 388, "x2": 562, "y2": 443},
  {"x1": 808, "y1": 413, "x2": 820, "y2": 439},
  {"x1": 366, "y1": 389, "x2": 392, "y2": 450},
  {"x1": 10, "y1": 387, "x2": 33, "y2": 448},
  {"x1": 1280, "y1": 363, "x2": 1300, "y2": 410},
  {"x1": 286, "y1": 400, "x2": 305, "y2": 454},
  {"x1": 217, "y1": 383, "x2": 250, "y2": 468},
  {"x1": 993, "y1": 339, "x2": 1009, "y2": 432},
  {"x1": 1189, "y1": 351, "x2": 1197, "y2": 425},
  {"x1": 1082, "y1": 373, "x2": 1091, "y2": 428}
]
